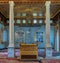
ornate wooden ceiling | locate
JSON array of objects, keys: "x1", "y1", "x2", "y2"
[
  {"x1": 0, "y1": 0, "x2": 60, "y2": 19},
  {"x1": 0, "y1": 0, "x2": 60, "y2": 3}
]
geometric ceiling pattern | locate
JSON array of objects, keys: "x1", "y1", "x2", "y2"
[{"x1": 0, "y1": 0, "x2": 60, "y2": 19}]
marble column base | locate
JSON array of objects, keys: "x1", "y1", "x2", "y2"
[
  {"x1": 46, "y1": 47, "x2": 52, "y2": 58},
  {"x1": 8, "y1": 47, "x2": 15, "y2": 58}
]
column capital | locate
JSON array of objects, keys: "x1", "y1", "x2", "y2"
[
  {"x1": 9, "y1": 1, "x2": 14, "y2": 6},
  {"x1": 45, "y1": 1, "x2": 51, "y2": 6}
]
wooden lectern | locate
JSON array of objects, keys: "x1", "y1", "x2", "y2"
[{"x1": 20, "y1": 44, "x2": 38, "y2": 60}]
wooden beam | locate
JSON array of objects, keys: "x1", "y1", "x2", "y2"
[
  {"x1": 0, "y1": 0, "x2": 45, "y2": 4},
  {"x1": 0, "y1": 12, "x2": 7, "y2": 25},
  {"x1": 51, "y1": 0, "x2": 60, "y2": 4},
  {"x1": 0, "y1": 0, "x2": 60, "y2": 4},
  {"x1": 52, "y1": 10, "x2": 60, "y2": 18}
]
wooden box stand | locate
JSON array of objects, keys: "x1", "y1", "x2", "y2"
[{"x1": 20, "y1": 44, "x2": 38, "y2": 60}]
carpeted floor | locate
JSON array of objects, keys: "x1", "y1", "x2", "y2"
[
  {"x1": 0, "y1": 49, "x2": 60, "y2": 63},
  {"x1": 41, "y1": 59, "x2": 60, "y2": 63},
  {"x1": 0, "y1": 58, "x2": 60, "y2": 63},
  {"x1": 0, "y1": 49, "x2": 60, "y2": 57},
  {"x1": 0, "y1": 58, "x2": 39, "y2": 63}
]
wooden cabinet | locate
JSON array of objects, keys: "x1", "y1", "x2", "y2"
[{"x1": 20, "y1": 44, "x2": 38, "y2": 60}]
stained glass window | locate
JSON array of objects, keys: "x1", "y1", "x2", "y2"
[
  {"x1": 28, "y1": 20, "x2": 31, "y2": 24},
  {"x1": 39, "y1": 20, "x2": 42, "y2": 24},
  {"x1": 33, "y1": 13, "x2": 37, "y2": 16},
  {"x1": 39, "y1": 12, "x2": 43, "y2": 16},
  {"x1": 22, "y1": 19, "x2": 26, "y2": 24},
  {"x1": 33, "y1": 19, "x2": 37, "y2": 24},
  {"x1": 22, "y1": 13, "x2": 26, "y2": 16},
  {"x1": 17, "y1": 19, "x2": 20, "y2": 24}
]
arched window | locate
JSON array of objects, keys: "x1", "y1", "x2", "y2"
[
  {"x1": 36, "y1": 32, "x2": 43, "y2": 42},
  {"x1": 15, "y1": 30, "x2": 25, "y2": 43}
]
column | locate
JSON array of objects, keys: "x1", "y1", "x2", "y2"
[
  {"x1": 56, "y1": 24, "x2": 59, "y2": 52},
  {"x1": 45, "y1": 1, "x2": 52, "y2": 58},
  {"x1": 54, "y1": 26, "x2": 57, "y2": 51},
  {"x1": 54, "y1": 23, "x2": 60, "y2": 52},
  {"x1": 8, "y1": 1, "x2": 15, "y2": 57}
]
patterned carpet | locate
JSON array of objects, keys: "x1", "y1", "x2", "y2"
[
  {"x1": 0, "y1": 58, "x2": 39, "y2": 63},
  {"x1": 0, "y1": 49, "x2": 60, "y2": 63},
  {"x1": 41, "y1": 59, "x2": 60, "y2": 63},
  {"x1": 0, "y1": 49, "x2": 39, "y2": 63},
  {"x1": 0, "y1": 58, "x2": 60, "y2": 63},
  {"x1": 0, "y1": 49, "x2": 60, "y2": 57}
]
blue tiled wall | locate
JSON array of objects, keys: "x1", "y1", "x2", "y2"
[
  {"x1": 14, "y1": 25, "x2": 54, "y2": 48},
  {"x1": 3, "y1": 25, "x2": 54, "y2": 48}
]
